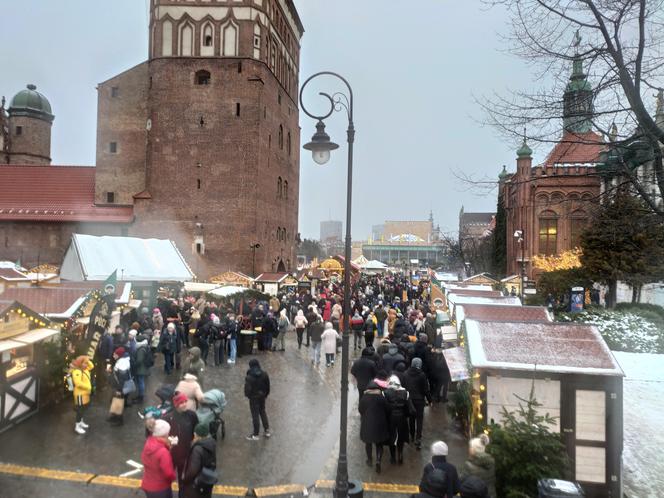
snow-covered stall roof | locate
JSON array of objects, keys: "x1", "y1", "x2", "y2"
[
  {"x1": 207, "y1": 286, "x2": 251, "y2": 298},
  {"x1": 456, "y1": 303, "x2": 551, "y2": 328},
  {"x1": 613, "y1": 351, "x2": 664, "y2": 498},
  {"x1": 60, "y1": 234, "x2": 195, "y2": 282},
  {"x1": 466, "y1": 320, "x2": 623, "y2": 376}
]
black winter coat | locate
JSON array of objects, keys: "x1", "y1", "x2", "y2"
[
  {"x1": 358, "y1": 388, "x2": 390, "y2": 444},
  {"x1": 164, "y1": 409, "x2": 199, "y2": 467},
  {"x1": 384, "y1": 387, "x2": 413, "y2": 444},
  {"x1": 421, "y1": 456, "x2": 461, "y2": 498},
  {"x1": 351, "y1": 357, "x2": 377, "y2": 392},
  {"x1": 309, "y1": 321, "x2": 324, "y2": 342},
  {"x1": 425, "y1": 349, "x2": 451, "y2": 383},
  {"x1": 402, "y1": 367, "x2": 431, "y2": 402},
  {"x1": 181, "y1": 437, "x2": 217, "y2": 498},
  {"x1": 382, "y1": 347, "x2": 406, "y2": 374},
  {"x1": 244, "y1": 366, "x2": 270, "y2": 399}
]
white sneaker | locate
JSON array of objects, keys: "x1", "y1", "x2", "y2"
[
  {"x1": 74, "y1": 423, "x2": 86, "y2": 435},
  {"x1": 79, "y1": 420, "x2": 89, "y2": 429}
]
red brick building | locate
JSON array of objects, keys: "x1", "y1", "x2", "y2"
[
  {"x1": 0, "y1": 0, "x2": 304, "y2": 279},
  {"x1": 500, "y1": 57, "x2": 603, "y2": 280}
]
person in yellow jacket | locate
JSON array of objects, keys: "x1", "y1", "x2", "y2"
[{"x1": 71, "y1": 355, "x2": 94, "y2": 435}]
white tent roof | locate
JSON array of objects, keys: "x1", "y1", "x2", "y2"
[
  {"x1": 60, "y1": 234, "x2": 195, "y2": 282},
  {"x1": 207, "y1": 285, "x2": 251, "y2": 298},
  {"x1": 352, "y1": 255, "x2": 369, "y2": 265},
  {"x1": 361, "y1": 260, "x2": 388, "y2": 269}
]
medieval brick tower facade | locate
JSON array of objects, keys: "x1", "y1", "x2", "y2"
[{"x1": 95, "y1": 0, "x2": 304, "y2": 278}]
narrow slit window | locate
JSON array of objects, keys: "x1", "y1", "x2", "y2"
[
  {"x1": 110, "y1": 142, "x2": 117, "y2": 153},
  {"x1": 111, "y1": 86, "x2": 119, "y2": 98},
  {"x1": 15, "y1": 126, "x2": 22, "y2": 136},
  {"x1": 199, "y1": 116, "x2": 205, "y2": 127},
  {"x1": 106, "y1": 192, "x2": 115, "y2": 203},
  {"x1": 236, "y1": 103, "x2": 241, "y2": 117},
  {"x1": 197, "y1": 179, "x2": 201, "y2": 190}
]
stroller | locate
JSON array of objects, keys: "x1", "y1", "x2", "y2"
[
  {"x1": 139, "y1": 384, "x2": 176, "y2": 421},
  {"x1": 196, "y1": 389, "x2": 227, "y2": 440}
]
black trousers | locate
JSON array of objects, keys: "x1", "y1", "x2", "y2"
[
  {"x1": 430, "y1": 377, "x2": 449, "y2": 402},
  {"x1": 296, "y1": 328, "x2": 305, "y2": 348},
  {"x1": 409, "y1": 400, "x2": 425, "y2": 441},
  {"x1": 365, "y1": 442, "x2": 383, "y2": 463},
  {"x1": 249, "y1": 396, "x2": 269, "y2": 436}
]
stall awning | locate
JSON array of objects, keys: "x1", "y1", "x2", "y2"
[
  {"x1": 184, "y1": 282, "x2": 223, "y2": 293},
  {"x1": 207, "y1": 286, "x2": 250, "y2": 298},
  {"x1": 13, "y1": 328, "x2": 60, "y2": 345},
  {"x1": 0, "y1": 340, "x2": 25, "y2": 354}
]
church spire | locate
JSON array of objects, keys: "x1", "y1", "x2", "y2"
[{"x1": 563, "y1": 32, "x2": 594, "y2": 134}]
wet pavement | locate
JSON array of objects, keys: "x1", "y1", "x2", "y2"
[{"x1": 0, "y1": 335, "x2": 467, "y2": 496}]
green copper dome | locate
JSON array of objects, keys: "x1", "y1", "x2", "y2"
[
  {"x1": 498, "y1": 165, "x2": 510, "y2": 179},
  {"x1": 8, "y1": 84, "x2": 54, "y2": 122},
  {"x1": 517, "y1": 139, "x2": 532, "y2": 158}
]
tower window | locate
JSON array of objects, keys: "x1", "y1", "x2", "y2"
[
  {"x1": 197, "y1": 179, "x2": 201, "y2": 190},
  {"x1": 204, "y1": 35, "x2": 213, "y2": 47},
  {"x1": 287, "y1": 132, "x2": 291, "y2": 156},
  {"x1": 199, "y1": 116, "x2": 205, "y2": 127},
  {"x1": 278, "y1": 94, "x2": 282, "y2": 105},
  {"x1": 236, "y1": 103, "x2": 241, "y2": 117},
  {"x1": 111, "y1": 86, "x2": 119, "y2": 98},
  {"x1": 195, "y1": 70, "x2": 211, "y2": 85},
  {"x1": 238, "y1": 62, "x2": 242, "y2": 73},
  {"x1": 283, "y1": 180, "x2": 288, "y2": 199},
  {"x1": 106, "y1": 192, "x2": 115, "y2": 203},
  {"x1": 277, "y1": 176, "x2": 282, "y2": 198},
  {"x1": 278, "y1": 125, "x2": 284, "y2": 149},
  {"x1": 15, "y1": 126, "x2": 22, "y2": 136},
  {"x1": 109, "y1": 142, "x2": 117, "y2": 153}
]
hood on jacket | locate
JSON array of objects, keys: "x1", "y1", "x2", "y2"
[
  {"x1": 297, "y1": 310, "x2": 304, "y2": 317},
  {"x1": 361, "y1": 348, "x2": 374, "y2": 358},
  {"x1": 195, "y1": 435, "x2": 217, "y2": 455},
  {"x1": 189, "y1": 347, "x2": 201, "y2": 361},
  {"x1": 459, "y1": 475, "x2": 489, "y2": 498},
  {"x1": 144, "y1": 435, "x2": 169, "y2": 457},
  {"x1": 387, "y1": 345, "x2": 399, "y2": 355},
  {"x1": 136, "y1": 339, "x2": 149, "y2": 348}
]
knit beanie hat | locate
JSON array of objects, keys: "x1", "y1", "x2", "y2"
[
  {"x1": 431, "y1": 440, "x2": 448, "y2": 456},
  {"x1": 153, "y1": 419, "x2": 171, "y2": 437},
  {"x1": 173, "y1": 393, "x2": 188, "y2": 407},
  {"x1": 470, "y1": 434, "x2": 490, "y2": 454},
  {"x1": 114, "y1": 347, "x2": 126, "y2": 357},
  {"x1": 411, "y1": 358, "x2": 423, "y2": 370},
  {"x1": 194, "y1": 423, "x2": 210, "y2": 438}
]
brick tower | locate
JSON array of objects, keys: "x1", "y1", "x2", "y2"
[
  {"x1": 5, "y1": 84, "x2": 54, "y2": 165},
  {"x1": 95, "y1": 0, "x2": 304, "y2": 278}
]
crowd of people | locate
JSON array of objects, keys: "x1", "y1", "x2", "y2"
[{"x1": 66, "y1": 272, "x2": 496, "y2": 498}]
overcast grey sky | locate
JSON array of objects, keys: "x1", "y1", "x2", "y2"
[{"x1": 1, "y1": 1, "x2": 545, "y2": 240}]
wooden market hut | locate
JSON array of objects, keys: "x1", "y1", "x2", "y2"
[
  {"x1": 254, "y1": 272, "x2": 298, "y2": 296},
  {"x1": 465, "y1": 319, "x2": 623, "y2": 498},
  {"x1": 462, "y1": 272, "x2": 500, "y2": 286},
  {"x1": 209, "y1": 271, "x2": 254, "y2": 288},
  {"x1": 0, "y1": 301, "x2": 59, "y2": 432}
]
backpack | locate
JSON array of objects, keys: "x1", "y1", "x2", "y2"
[{"x1": 141, "y1": 346, "x2": 155, "y2": 368}]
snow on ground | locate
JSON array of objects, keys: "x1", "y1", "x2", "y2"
[{"x1": 613, "y1": 351, "x2": 664, "y2": 498}]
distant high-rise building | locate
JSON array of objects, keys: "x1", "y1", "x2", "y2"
[{"x1": 320, "y1": 220, "x2": 342, "y2": 242}]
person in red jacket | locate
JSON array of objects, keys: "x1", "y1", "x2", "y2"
[{"x1": 141, "y1": 419, "x2": 177, "y2": 498}]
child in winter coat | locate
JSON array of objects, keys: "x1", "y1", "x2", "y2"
[
  {"x1": 321, "y1": 322, "x2": 340, "y2": 367},
  {"x1": 71, "y1": 355, "x2": 94, "y2": 434}
]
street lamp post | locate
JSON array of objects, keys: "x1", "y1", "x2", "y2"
[
  {"x1": 300, "y1": 71, "x2": 354, "y2": 498},
  {"x1": 250, "y1": 243, "x2": 261, "y2": 278},
  {"x1": 514, "y1": 230, "x2": 525, "y2": 302}
]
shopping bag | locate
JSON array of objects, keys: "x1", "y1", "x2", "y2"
[
  {"x1": 122, "y1": 379, "x2": 136, "y2": 395},
  {"x1": 109, "y1": 395, "x2": 125, "y2": 416}
]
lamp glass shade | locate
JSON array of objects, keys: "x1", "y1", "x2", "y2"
[{"x1": 312, "y1": 149, "x2": 331, "y2": 165}]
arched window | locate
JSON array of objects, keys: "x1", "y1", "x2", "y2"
[
  {"x1": 179, "y1": 22, "x2": 194, "y2": 56},
  {"x1": 278, "y1": 125, "x2": 283, "y2": 149},
  {"x1": 195, "y1": 70, "x2": 211, "y2": 85},
  {"x1": 277, "y1": 177, "x2": 282, "y2": 198},
  {"x1": 162, "y1": 19, "x2": 173, "y2": 56},
  {"x1": 287, "y1": 131, "x2": 291, "y2": 156},
  {"x1": 538, "y1": 211, "x2": 558, "y2": 256},
  {"x1": 201, "y1": 23, "x2": 214, "y2": 56},
  {"x1": 222, "y1": 21, "x2": 238, "y2": 56},
  {"x1": 570, "y1": 210, "x2": 588, "y2": 248},
  {"x1": 283, "y1": 180, "x2": 288, "y2": 199}
]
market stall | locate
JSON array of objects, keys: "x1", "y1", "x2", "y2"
[
  {"x1": 465, "y1": 319, "x2": 623, "y2": 498},
  {"x1": 0, "y1": 302, "x2": 59, "y2": 432}
]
